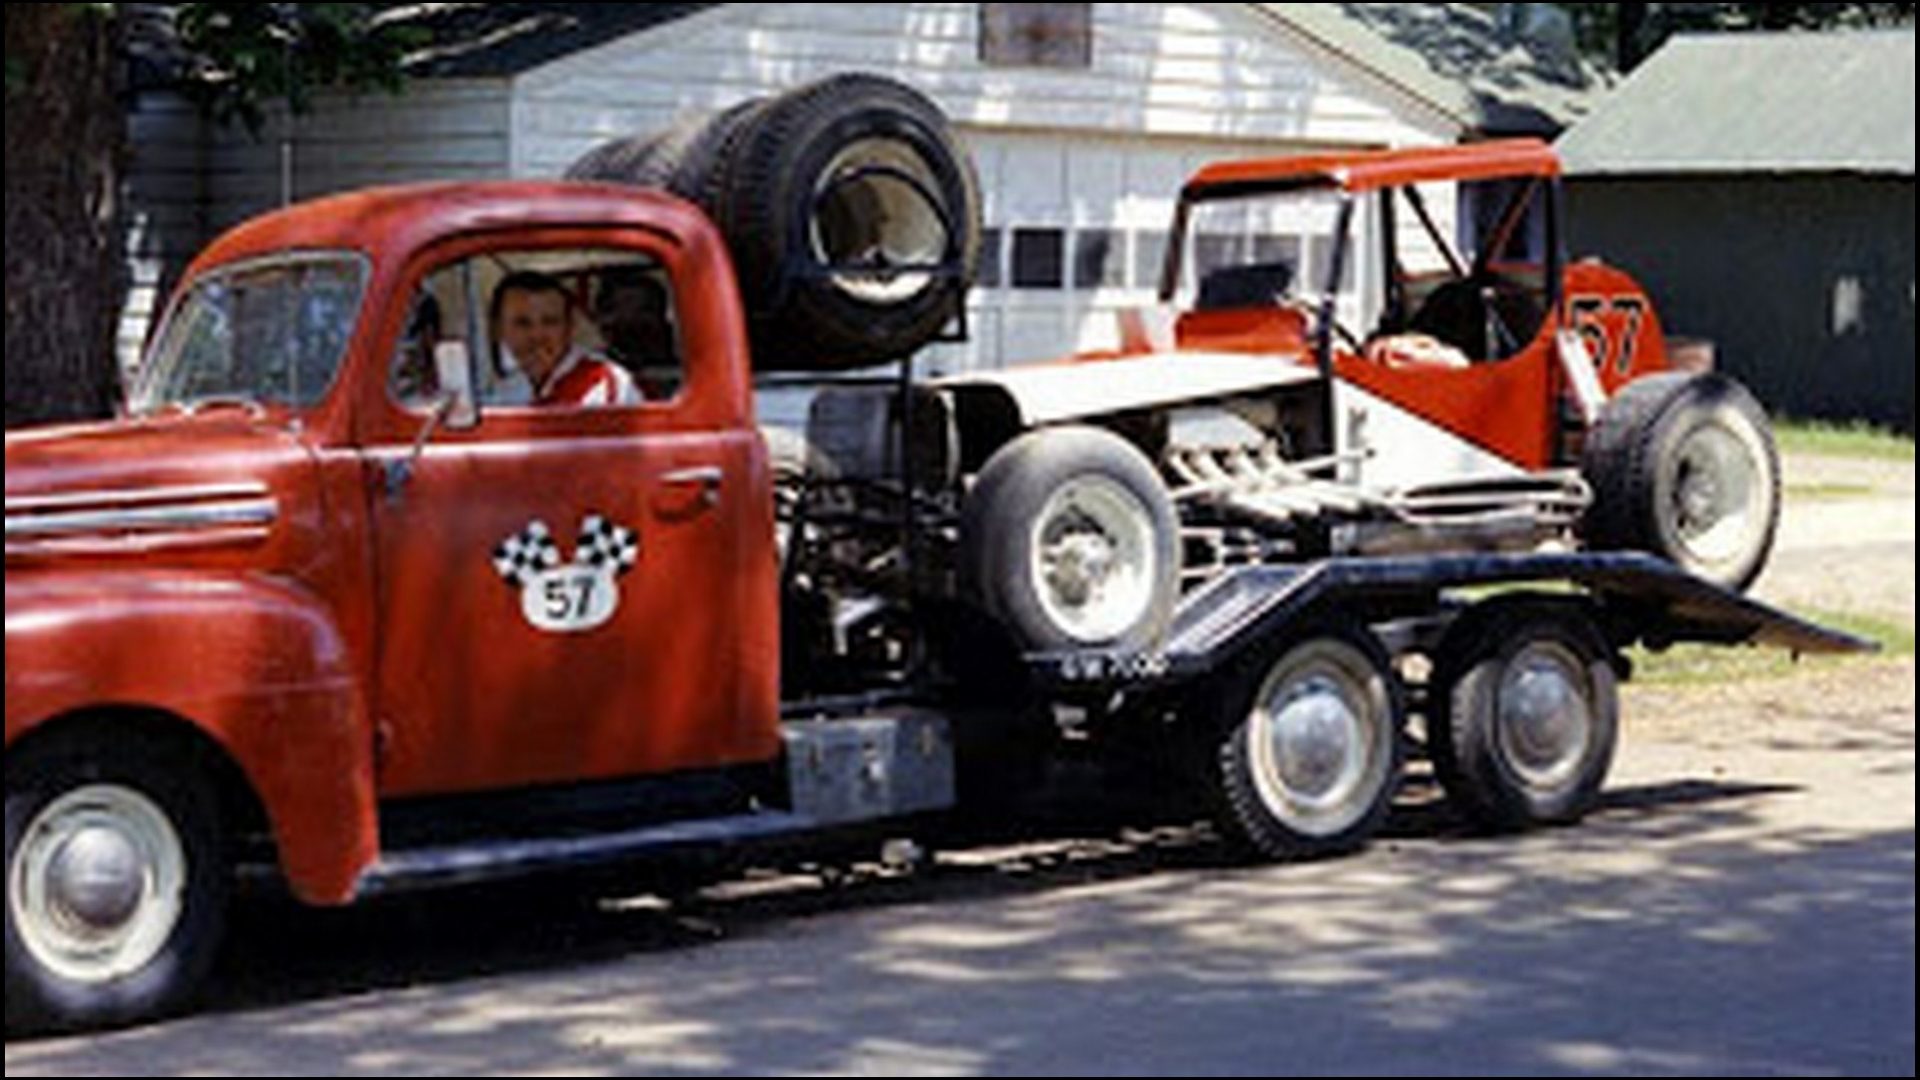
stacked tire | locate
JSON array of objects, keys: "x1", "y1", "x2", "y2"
[{"x1": 568, "y1": 74, "x2": 982, "y2": 370}]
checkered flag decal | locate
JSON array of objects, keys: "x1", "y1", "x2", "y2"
[
  {"x1": 493, "y1": 520, "x2": 563, "y2": 585},
  {"x1": 575, "y1": 514, "x2": 639, "y2": 576}
]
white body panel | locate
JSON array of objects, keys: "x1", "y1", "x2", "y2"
[
  {"x1": 1334, "y1": 380, "x2": 1524, "y2": 492},
  {"x1": 938, "y1": 352, "x2": 1321, "y2": 427}
]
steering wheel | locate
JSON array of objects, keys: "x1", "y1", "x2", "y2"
[{"x1": 1282, "y1": 296, "x2": 1365, "y2": 353}]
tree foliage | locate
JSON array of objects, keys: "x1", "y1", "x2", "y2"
[
  {"x1": 1554, "y1": 2, "x2": 1916, "y2": 69},
  {"x1": 171, "y1": 3, "x2": 425, "y2": 132}
]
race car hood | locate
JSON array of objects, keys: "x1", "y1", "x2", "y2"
[{"x1": 933, "y1": 351, "x2": 1321, "y2": 428}]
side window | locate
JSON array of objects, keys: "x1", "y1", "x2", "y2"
[{"x1": 389, "y1": 248, "x2": 684, "y2": 413}]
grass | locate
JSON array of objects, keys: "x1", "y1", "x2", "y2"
[
  {"x1": 1773, "y1": 419, "x2": 1916, "y2": 463},
  {"x1": 1784, "y1": 482, "x2": 1879, "y2": 502},
  {"x1": 1627, "y1": 608, "x2": 1915, "y2": 688}
]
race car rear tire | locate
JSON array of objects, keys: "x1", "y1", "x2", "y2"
[
  {"x1": 1581, "y1": 372, "x2": 1780, "y2": 592},
  {"x1": 566, "y1": 100, "x2": 765, "y2": 199}
]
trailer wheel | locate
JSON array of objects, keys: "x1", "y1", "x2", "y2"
[
  {"x1": 1210, "y1": 629, "x2": 1404, "y2": 861},
  {"x1": 1582, "y1": 373, "x2": 1780, "y2": 592},
  {"x1": 960, "y1": 426, "x2": 1179, "y2": 652},
  {"x1": 1431, "y1": 604, "x2": 1619, "y2": 831},
  {"x1": 6, "y1": 733, "x2": 229, "y2": 1036}
]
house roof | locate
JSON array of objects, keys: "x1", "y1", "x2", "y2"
[
  {"x1": 1262, "y1": 4, "x2": 1614, "y2": 135},
  {"x1": 1558, "y1": 30, "x2": 1916, "y2": 178}
]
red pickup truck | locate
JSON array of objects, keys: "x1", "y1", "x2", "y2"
[{"x1": 3, "y1": 77, "x2": 1867, "y2": 1037}]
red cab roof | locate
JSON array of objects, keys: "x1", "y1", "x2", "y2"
[
  {"x1": 188, "y1": 181, "x2": 719, "y2": 275},
  {"x1": 1185, "y1": 139, "x2": 1560, "y2": 199}
]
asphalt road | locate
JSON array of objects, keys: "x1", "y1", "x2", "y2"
[{"x1": 7, "y1": 455, "x2": 1914, "y2": 1077}]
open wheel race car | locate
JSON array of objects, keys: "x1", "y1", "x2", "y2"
[{"x1": 723, "y1": 132, "x2": 1782, "y2": 661}]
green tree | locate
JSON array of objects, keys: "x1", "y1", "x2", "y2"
[
  {"x1": 5, "y1": 3, "x2": 418, "y2": 428},
  {"x1": 1556, "y1": 2, "x2": 1916, "y2": 70}
]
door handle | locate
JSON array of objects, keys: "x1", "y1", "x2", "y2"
[{"x1": 659, "y1": 466, "x2": 725, "y2": 511}]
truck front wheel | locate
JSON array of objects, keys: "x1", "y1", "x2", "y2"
[
  {"x1": 5, "y1": 733, "x2": 230, "y2": 1037},
  {"x1": 1209, "y1": 629, "x2": 1404, "y2": 861}
]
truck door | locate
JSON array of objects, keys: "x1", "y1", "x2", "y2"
[{"x1": 360, "y1": 233, "x2": 779, "y2": 798}]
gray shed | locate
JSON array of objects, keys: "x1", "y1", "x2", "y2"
[{"x1": 1558, "y1": 30, "x2": 1916, "y2": 432}]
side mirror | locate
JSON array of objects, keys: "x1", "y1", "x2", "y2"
[{"x1": 434, "y1": 341, "x2": 479, "y2": 431}]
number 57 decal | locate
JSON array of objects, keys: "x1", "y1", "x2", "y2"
[
  {"x1": 492, "y1": 516, "x2": 640, "y2": 634},
  {"x1": 1569, "y1": 295, "x2": 1648, "y2": 377}
]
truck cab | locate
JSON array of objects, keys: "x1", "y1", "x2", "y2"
[{"x1": 5, "y1": 183, "x2": 796, "y2": 1032}]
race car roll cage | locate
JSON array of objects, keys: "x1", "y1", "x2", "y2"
[{"x1": 1158, "y1": 140, "x2": 1568, "y2": 453}]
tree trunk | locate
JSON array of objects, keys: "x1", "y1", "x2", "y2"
[{"x1": 5, "y1": 5, "x2": 127, "y2": 429}]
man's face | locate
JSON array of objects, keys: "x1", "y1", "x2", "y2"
[{"x1": 497, "y1": 287, "x2": 573, "y2": 386}]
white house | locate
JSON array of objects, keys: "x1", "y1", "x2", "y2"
[{"x1": 121, "y1": 3, "x2": 1603, "y2": 373}]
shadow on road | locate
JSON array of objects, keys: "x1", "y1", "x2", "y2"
[{"x1": 9, "y1": 767, "x2": 1913, "y2": 1077}]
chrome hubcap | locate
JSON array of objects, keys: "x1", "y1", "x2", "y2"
[
  {"x1": 1497, "y1": 643, "x2": 1593, "y2": 790},
  {"x1": 1264, "y1": 677, "x2": 1368, "y2": 806},
  {"x1": 1247, "y1": 640, "x2": 1390, "y2": 839},
  {"x1": 10, "y1": 785, "x2": 187, "y2": 985}
]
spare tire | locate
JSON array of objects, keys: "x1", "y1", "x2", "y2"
[
  {"x1": 1581, "y1": 372, "x2": 1780, "y2": 592},
  {"x1": 567, "y1": 74, "x2": 980, "y2": 370},
  {"x1": 567, "y1": 100, "x2": 765, "y2": 198}
]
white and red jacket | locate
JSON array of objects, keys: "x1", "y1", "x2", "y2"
[{"x1": 535, "y1": 347, "x2": 642, "y2": 408}]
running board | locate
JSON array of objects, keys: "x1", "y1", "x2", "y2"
[
  {"x1": 355, "y1": 811, "x2": 820, "y2": 899},
  {"x1": 355, "y1": 711, "x2": 957, "y2": 900}
]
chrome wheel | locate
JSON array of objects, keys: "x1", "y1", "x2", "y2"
[
  {"x1": 10, "y1": 784, "x2": 187, "y2": 986},
  {"x1": 1244, "y1": 639, "x2": 1397, "y2": 840},
  {"x1": 1495, "y1": 641, "x2": 1595, "y2": 793},
  {"x1": 811, "y1": 138, "x2": 948, "y2": 305}
]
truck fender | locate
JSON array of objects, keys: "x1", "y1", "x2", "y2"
[{"x1": 4, "y1": 572, "x2": 376, "y2": 905}]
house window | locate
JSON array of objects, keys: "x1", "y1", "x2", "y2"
[
  {"x1": 1012, "y1": 229, "x2": 1067, "y2": 290},
  {"x1": 980, "y1": 4, "x2": 1094, "y2": 69}
]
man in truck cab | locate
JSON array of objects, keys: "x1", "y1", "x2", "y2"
[{"x1": 491, "y1": 270, "x2": 642, "y2": 408}]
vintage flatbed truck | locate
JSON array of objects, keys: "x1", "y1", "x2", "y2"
[{"x1": 3, "y1": 76, "x2": 1871, "y2": 1036}]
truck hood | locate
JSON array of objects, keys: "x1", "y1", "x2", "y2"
[{"x1": 5, "y1": 415, "x2": 323, "y2": 564}]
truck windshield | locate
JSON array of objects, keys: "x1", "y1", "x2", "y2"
[{"x1": 130, "y1": 253, "x2": 368, "y2": 415}]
